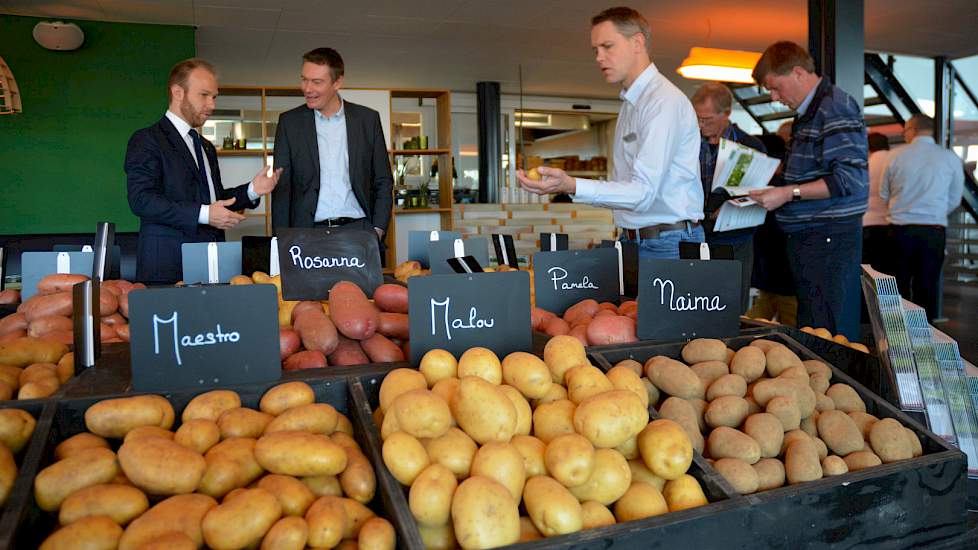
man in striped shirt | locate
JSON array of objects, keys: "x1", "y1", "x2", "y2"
[{"x1": 749, "y1": 42, "x2": 869, "y2": 341}]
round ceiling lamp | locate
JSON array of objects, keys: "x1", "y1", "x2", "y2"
[{"x1": 32, "y1": 21, "x2": 85, "y2": 51}]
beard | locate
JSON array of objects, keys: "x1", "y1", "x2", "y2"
[{"x1": 180, "y1": 96, "x2": 208, "y2": 128}]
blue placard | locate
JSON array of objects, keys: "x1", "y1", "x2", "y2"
[
  {"x1": 428, "y1": 237, "x2": 490, "y2": 275},
  {"x1": 408, "y1": 230, "x2": 461, "y2": 268},
  {"x1": 21, "y1": 251, "x2": 94, "y2": 300}
]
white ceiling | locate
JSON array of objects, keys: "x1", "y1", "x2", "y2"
[{"x1": 2, "y1": 0, "x2": 977, "y2": 99}]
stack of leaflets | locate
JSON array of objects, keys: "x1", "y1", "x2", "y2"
[
  {"x1": 931, "y1": 329, "x2": 978, "y2": 477},
  {"x1": 711, "y1": 139, "x2": 779, "y2": 232},
  {"x1": 903, "y1": 302, "x2": 956, "y2": 443}
]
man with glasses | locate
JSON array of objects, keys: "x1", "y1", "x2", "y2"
[
  {"x1": 692, "y1": 82, "x2": 768, "y2": 312},
  {"x1": 748, "y1": 42, "x2": 868, "y2": 341},
  {"x1": 881, "y1": 114, "x2": 964, "y2": 320}
]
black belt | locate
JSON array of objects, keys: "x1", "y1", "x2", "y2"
[
  {"x1": 314, "y1": 217, "x2": 362, "y2": 228},
  {"x1": 622, "y1": 220, "x2": 699, "y2": 240}
]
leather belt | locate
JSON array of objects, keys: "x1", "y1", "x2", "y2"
[
  {"x1": 621, "y1": 220, "x2": 700, "y2": 240},
  {"x1": 314, "y1": 217, "x2": 362, "y2": 228}
]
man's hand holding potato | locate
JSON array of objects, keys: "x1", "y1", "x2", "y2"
[{"x1": 516, "y1": 166, "x2": 576, "y2": 195}]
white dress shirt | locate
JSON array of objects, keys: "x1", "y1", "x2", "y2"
[
  {"x1": 165, "y1": 110, "x2": 258, "y2": 225},
  {"x1": 881, "y1": 136, "x2": 964, "y2": 226},
  {"x1": 863, "y1": 149, "x2": 891, "y2": 226},
  {"x1": 573, "y1": 62, "x2": 704, "y2": 228},
  {"x1": 314, "y1": 100, "x2": 367, "y2": 221}
]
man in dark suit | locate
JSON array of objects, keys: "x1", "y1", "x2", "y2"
[
  {"x1": 271, "y1": 48, "x2": 393, "y2": 246},
  {"x1": 125, "y1": 58, "x2": 282, "y2": 284}
]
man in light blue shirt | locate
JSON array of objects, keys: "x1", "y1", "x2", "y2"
[
  {"x1": 516, "y1": 6, "x2": 704, "y2": 259},
  {"x1": 881, "y1": 114, "x2": 964, "y2": 319}
]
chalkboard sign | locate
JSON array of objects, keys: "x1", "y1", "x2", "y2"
[
  {"x1": 276, "y1": 228, "x2": 382, "y2": 300},
  {"x1": 540, "y1": 232, "x2": 569, "y2": 252},
  {"x1": 636, "y1": 259, "x2": 741, "y2": 340},
  {"x1": 408, "y1": 271, "x2": 532, "y2": 364},
  {"x1": 21, "y1": 251, "x2": 94, "y2": 300},
  {"x1": 128, "y1": 285, "x2": 281, "y2": 391},
  {"x1": 182, "y1": 242, "x2": 242, "y2": 284},
  {"x1": 532, "y1": 248, "x2": 620, "y2": 315},
  {"x1": 408, "y1": 230, "x2": 461, "y2": 268},
  {"x1": 428, "y1": 238, "x2": 490, "y2": 275},
  {"x1": 242, "y1": 236, "x2": 281, "y2": 277}
]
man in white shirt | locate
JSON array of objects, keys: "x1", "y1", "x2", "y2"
[
  {"x1": 516, "y1": 6, "x2": 704, "y2": 259},
  {"x1": 125, "y1": 58, "x2": 282, "y2": 284},
  {"x1": 881, "y1": 114, "x2": 965, "y2": 320}
]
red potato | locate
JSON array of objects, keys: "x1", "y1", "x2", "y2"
[
  {"x1": 22, "y1": 292, "x2": 73, "y2": 322},
  {"x1": 373, "y1": 284, "x2": 409, "y2": 314},
  {"x1": 564, "y1": 299, "x2": 600, "y2": 325},
  {"x1": 103, "y1": 280, "x2": 137, "y2": 296},
  {"x1": 598, "y1": 302, "x2": 618, "y2": 312},
  {"x1": 594, "y1": 309, "x2": 617, "y2": 319},
  {"x1": 531, "y1": 307, "x2": 556, "y2": 331},
  {"x1": 283, "y1": 350, "x2": 328, "y2": 370},
  {"x1": 328, "y1": 281, "x2": 379, "y2": 340},
  {"x1": 291, "y1": 301, "x2": 325, "y2": 325},
  {"x1": 293, "y1": 309, "x2": 339, "y2": 355},
  {"x1": 43, "y1": 330, "x2": 74, "y2": 345},
  {"x1": 0, "y1": 289, "x2": 20, "y2": 304},
  {"x1": 618, "y1": 301, "x2": 638, "y2": 316},
  {"x1": 402, "y1": 341, "x2": 410, "y2": 361},
  {"x1": 328, "y1": 335, "x2": 370, "y2": 366},
  {"x1": 37, "y1": 273, "x2": 89, "y2": 295},
  {"x1": 99, "y1": 291, "x2": 119, "y2": 316},
  {"x1": 361, "y1": 333, "x2": 405, "y2": 363},
  {"x1": 543, "y1": 316, "x2": 571, "y2": 337},
  {"x1": 100, "y1": 284, "x2": 121, "y2": 297},
  {"x1": 585, "y1": 315, "x2": 637, "y2": 346},
  {"x1": 0, "y1": 329, "x2": 26, "y2": 343},
  {"x1": 102, "y1": 313, "x2": 126, "y2": 326},
  {"x1": 569, "y1": 324, "x2": 589, "y2": 347},
  {"x1": 99, "y1": 323, "x2": 117, "y2": 342},
  {"x1": 116, "y1": 324, "x2": 130, "y2": 342},
  {"x1": 118, "y1": 293, "x2": 130, "y2": 318},
  {"x1": 569, "y1": 315, "x2": 594, "y2": 329},
  {"x1": 0, "y1": 312, "x2": 28, "y2": 336},
  {"x1": 377, "y1": 313, "x2": 410, "y2": 340},
  {"x1": 279, "y1": 328, "x2": 301, "y2": 360},
  {"x1": 27, "y1": 315, "x2": 73, "y2": 338}
]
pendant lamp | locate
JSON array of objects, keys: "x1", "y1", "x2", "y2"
[{"x1": 677, "y1": 47, "x2": 762, "y2": 84}]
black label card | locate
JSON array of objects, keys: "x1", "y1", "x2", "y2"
[
  {"x1": 636, "y1": 259, "x2": 741, "y2": 340},
  {"x1": 128, "y1": 285, "x2": 281, "y2": 391},
  {"x1": 599, "y1": 240, "x2": 639, "y2": 298},
  {"x1": 532, "y1": 248, "x2": 620, "y2": 315},
  {"x1": 428, "y1": 237, "x2": 490, "y2": 275},
  {"x1": 408, "y1": 271, "x2": 532, "y2": 364},
  {"x1": 540, "y1": 232, "x2": 569, "y2": 251},
  {"x1": 242, "y1": 236, "x2": 274, "y2": 277},
  {"x1": 491, "y1": 234, "x2": 519, "y2": 268},
  {"x1": 276, "y1": 228, "x2": 382, "y2": 300}
]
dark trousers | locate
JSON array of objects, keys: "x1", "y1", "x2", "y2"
[
  {"x1": 784, "y1": 218, "x2": 863, "y2": 341},
  {"x1": 890, "y1": 225, "x2": 946, "y2": 321},
  {"x1": 708, "y1": 233, "x2": 754, "y2": 313},
  {"x1": 862, "y1": 225, "x2": 893, "y2": 276}
]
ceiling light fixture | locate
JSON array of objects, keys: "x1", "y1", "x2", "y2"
[
  {"x1": 32, "y1": 21, "x2": 85, "y2": 51},
  {"x1": 677, "y1": 47, "x2": 762, "y2": 84},
  {"x1": 0, "y1": 56, "x2": 22, "y2": 115}
]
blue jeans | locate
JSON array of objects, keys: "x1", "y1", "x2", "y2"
[
  {"x1": 783, "y1": 217, "x2": 863, "y2": 341},
  {"x1": 620, "y1": 223, "x2": 706, "y2": 260}
]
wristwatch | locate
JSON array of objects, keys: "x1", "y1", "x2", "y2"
[{"x1": 792, "y1": 186, "x2": 802, "y2": 201}]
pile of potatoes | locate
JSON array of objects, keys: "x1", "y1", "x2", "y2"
[
  {"x1": 532, "y1": 299, "x2": 638, "y2": 347},
  {"x1": 0, "y1": 338, "x2": 72, "y2": 400},
  {"x1": 375, "y1": 336, "x2": 706, "y2": 550},
  {"x1": 635, "y1": 338, "x2": 922, "y2": 495},
  {"x1": 231, "y1": 273, "x2": 410, "y2": 371},
  {"x1": 32, "y1": 381, "x2": 395, "y2": 550},
  {"x1": 0, "y1": 407, "x2": 37, "y2": 507},
  {"x1": 799, "y1": 326, "x2": 871, "y2": 354},
  {"x1": 0, "y1": 274, "x2": 142, "y2": 346}
]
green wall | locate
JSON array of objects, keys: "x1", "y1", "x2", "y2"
[{"x1": 0, "y1": 15, "x2": 195, "y2": 234}]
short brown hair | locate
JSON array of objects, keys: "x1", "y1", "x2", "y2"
[
  {"x1": 591, "y1": 7, "x2": 651, "y2": 50},
  {"x1": 752, "y1": 41, "x2": 815, "y2": 83},
  {"x1": 303, "y1": 48, "x2": 345, "y2": 82},
  {"x1": 692, "y1": 82, "x2": 733, "y2": 113},
  {"x1": 168, "y1": 58, "x2": 215, "y2": 100},
  {"x1": 907, "y1": 113, "x2": 934, "y2": 134}
]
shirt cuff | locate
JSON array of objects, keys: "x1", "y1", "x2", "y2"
[
  {"x1": 247, "y1": 181, "x2": 260, "y2": 202},
  {"x1": 571, "y1": 178, "x2": 597, "y2": 203},
  {"x1": 198, "y1": 205, "x2": 209, "y2": 225}
]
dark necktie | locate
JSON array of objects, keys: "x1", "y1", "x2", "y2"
[{"x1": 188, "y1": 129, "x2": 213, "y2": 204}]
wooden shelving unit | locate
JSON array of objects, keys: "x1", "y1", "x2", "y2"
[
  {"x1": 389, "y1": 148, "x2": 452, "y2": 156},
  {"x1": 216, "y1": 150, "x2": 267, "y2": 157}
]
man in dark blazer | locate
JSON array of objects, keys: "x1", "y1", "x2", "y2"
[
  {"x1": 125, "y1": 58, "x2": 282, "y2": 284},
  {"x1": 271, "y1": 48, "x2": 393, "y2": 245}
]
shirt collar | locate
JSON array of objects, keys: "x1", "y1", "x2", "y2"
[
  {"x1": 314, "y1": 97, "x2": 345, "y2": 121},
  {"x1": 911, "y1": 135, "x2": 935, "y2": 145},
  {"x1": 795, "y1": 77, "x2": 821, "y2": 116},
  {"x1": 165, "y1": 110, "x2": 194, "y2": 137},
  {"x1": 620, "y1": 62, "x2": 658, "y2": 105}
]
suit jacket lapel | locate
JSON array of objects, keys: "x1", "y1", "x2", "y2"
[
  {"x1": 159, "y1": 117, "x2": 201, "y2": 183},
  {"x1": 345, "y1": 104, "x2": 364, "y2": 201},
  {"x1": 302, "y1": 108, "x2": 320, "y2": 192}
]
